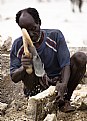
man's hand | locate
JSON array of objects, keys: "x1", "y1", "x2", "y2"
[
  {"x1": 21, "y1": 53, "x2": 33, "y2": 73},
  {"x1": 55, "y1": 82, "x2": 67, "y2": 106}
]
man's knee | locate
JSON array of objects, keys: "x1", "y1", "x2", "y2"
[{"x1": 71, "y1": 52, "x2": 86, "y2": 66}]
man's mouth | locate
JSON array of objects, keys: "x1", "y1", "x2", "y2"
[{"x1": 31, "y1": 35, "x2": 38, "y2": 42}]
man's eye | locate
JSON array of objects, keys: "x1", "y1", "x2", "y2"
[{"x1": 32, "y1": 27, "x2": 36, "y2": 31}]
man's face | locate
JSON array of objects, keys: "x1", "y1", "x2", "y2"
[{"x1": 19, "y1": 11, "x2": 40, "y2": 43}]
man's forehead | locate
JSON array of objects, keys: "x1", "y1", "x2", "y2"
[{"x1": 19, "y1": 11, "x2": 35, "y2": 26}]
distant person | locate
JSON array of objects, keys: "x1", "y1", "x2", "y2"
[
  {"x1": 10, "y1": 7, "x2": 86, "y2": 113},
  {"x1": 70, "y1": 0, "x2": 83, "y2": 12}
]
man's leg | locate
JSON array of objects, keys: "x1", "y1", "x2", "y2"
[
  {"x1": 79, "y1": 0, "x2": 83, "y2": 12},
  {"x1": 59, "y1": 52, "x2": 86, "y2": 112},
  {"x1": 66, "y1": 52, "x2": 86, "y2": 101}
]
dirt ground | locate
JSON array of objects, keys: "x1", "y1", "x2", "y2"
[
  {"x1": 0, "y1": 76, "x2": 87, "y2": 121},
  {"x1": 0, "y1": 50, "x2": 87, "y2": 121}
]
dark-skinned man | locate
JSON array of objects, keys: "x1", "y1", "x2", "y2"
[{"x1": 10, "y1": 7, "x2": 86, "y2": 113}]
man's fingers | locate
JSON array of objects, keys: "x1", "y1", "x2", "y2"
[
  {"x1": 21, "y1": 53, "x2": 33, "y2": 70},
  {"x1": 22, "y1": 58, "x2": 32, "y2": 63}
]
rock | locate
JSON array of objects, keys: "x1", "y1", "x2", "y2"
[
  {"x1": 1, "y1": 36, "x2": 12, "y2": 51},
  {"x1": 0, "y1": 102, "x2": 8, "y2": 115},
  {"x1": 0, "y1": 35, "x2": 2, "y2": 47},
  {"x1": 26, "y1": 86, "x2": 56, "y2": 121},
  {"x1": 71, "y1": 84, "x2": 87, "y2": 109},
  {"x1": 44, "y1": 114, "x2": 57, "y2": 121},
  {"x1": 78, "y1": 98, "x2": 87, "y2": 110},
  {"x1": 0, "y1": 102, "x2": 8, "y2": 111}
]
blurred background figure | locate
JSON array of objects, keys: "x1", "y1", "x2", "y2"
[{"x1": 70, "y1": 0, "x2": 83, "y2": 12}]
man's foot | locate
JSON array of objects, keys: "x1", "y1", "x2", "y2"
[{"x1": 59, "y1": 100, "x2": 76, "y2": 113}]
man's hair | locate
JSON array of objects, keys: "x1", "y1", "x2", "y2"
[{"x1": 16, "y1": 7, "x2": 41, "y2": 25}]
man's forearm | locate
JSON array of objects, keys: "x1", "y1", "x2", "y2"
[
  {"x1": 11, "y1": 66, "x2": 26, "y2": 83},
  {"x1": 61, "y1": 65, "x2": 70, "y2": 85}
]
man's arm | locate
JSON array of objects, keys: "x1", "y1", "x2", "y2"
[
  {"x1": 55, "y1": 65, "x2": 70, "y2": 96},
  {"x1": 11, "y1": 66, "x2": 26, "y2": 83},
  {"x1": 57, "y1": 30, "x2": 70, "y2": 85},
  {"x1": 55, "y1": 30, "x2": 70, "y2": 103},
  {"x1": 10, "y1": 51, "x2": 33, "y2": 83},
  {"x1": 55, "y1": 65, "x2": 70, "y2": 105},
  {"x1": 61, "y1": 65, "x2": 70, "y2": 85}
]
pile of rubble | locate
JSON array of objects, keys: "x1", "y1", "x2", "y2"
[
  {"x1": 0, "y1": 85, "x2": 87, "y2": 121},
  {"x1": 0, "y1": 35, "x2": 87, "y2": 121}
]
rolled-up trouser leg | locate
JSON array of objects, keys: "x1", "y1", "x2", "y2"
[{"x1": 65, "y1": 52, "x2": 86, "y2": 101}]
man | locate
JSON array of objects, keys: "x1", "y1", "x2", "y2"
[{"x1": 10, "y1": 7, "x2": 86, "y2": 113}]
